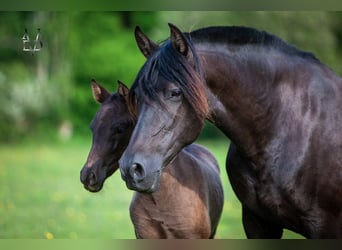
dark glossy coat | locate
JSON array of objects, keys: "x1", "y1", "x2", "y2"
[{"x1": 119, "y1": 24, "x2": 342, "y2": 238}]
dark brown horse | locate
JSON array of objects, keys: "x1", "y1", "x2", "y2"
[
  {"x1": 119, "y1": 24, "x2": 342, "y2": 238},
  {"x1": 80, "y1": 79, "x2": 224, "y2": 239}
]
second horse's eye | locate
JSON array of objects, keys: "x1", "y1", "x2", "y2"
[
  {"x1": 116, "y1": 126, "x2": 124, "y2": 134},
  {"x1": 112, "y1": 125, "x2": 125, "y2": 135}
]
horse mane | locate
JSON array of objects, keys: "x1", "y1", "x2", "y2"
[
  {"x1": 129, "y1": 34, "x2": 209, "y2": 121},
  {"x1": 190, "y1": 26, "x2": 320, "y2": 62},
  {"x1": 128, "y1": 25, "x2": 320, "y2": 120}
]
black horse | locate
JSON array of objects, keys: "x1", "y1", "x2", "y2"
[
  {"x1": 80, "y1": 80, "x2": 223, "y2": 238},
  {"x1": 119, "y1": 24, "x2": 342, "y2": 238}
]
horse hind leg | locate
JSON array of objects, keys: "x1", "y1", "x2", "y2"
[{"x1": 242, "y1": 205, "x2": 283, "y2": 239}]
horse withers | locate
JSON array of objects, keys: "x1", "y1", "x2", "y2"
[
  {"x1": 80, "y1": 80, "x2": 224, "y2": 239},
  {"x1": 119, "y1": 24, "x2": 342, "y2": 238}
]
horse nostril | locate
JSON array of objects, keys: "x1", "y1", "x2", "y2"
[
  {"x1": 88, "y1": 172, "x2": 97, "y2": 185},
  {"x1": 130, "y1": 163, "x2": 145, "y2": 182}
]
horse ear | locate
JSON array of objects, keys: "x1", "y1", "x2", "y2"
[
  {"x1": 169, "y1": 23, "x2": 191, "y2": 60},
  {"x1": 135, "y1": 26, "x2": 159, "y2": 58},
  {"x1": 91, "y1": 79, "x2": 110, "y2": 104},
  {"x1": 117, "y1": 80, "x2": 129, "y2": 102}
]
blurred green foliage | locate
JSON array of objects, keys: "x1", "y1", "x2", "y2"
[{"x1": 1, "y1": 11, "x2": 342, "y2": 143}]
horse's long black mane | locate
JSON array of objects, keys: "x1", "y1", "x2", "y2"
[
  {"x1": 190, "y1": 26, "x2": 319, "y2": 62},
  {"x1": 129, "y1": 25, "x2": 320, "y2": 120}
]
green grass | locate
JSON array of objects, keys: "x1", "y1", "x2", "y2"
[{"x1": 0, "y1": 138, "x2": 303, "y2": 239}]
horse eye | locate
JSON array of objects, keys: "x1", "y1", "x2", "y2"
[
  {"x1": 167, "y1": 88, "x2": 182, "y2": 101},
  {"x1": 116, "y1": 127, "x2": 124, "y2": 134},
  {"x1": 112, "y1": 125, "x2": 125, "y2": 135},
  {"x1": 171, "y1": 89, "x2": 182, "y2": 97}
]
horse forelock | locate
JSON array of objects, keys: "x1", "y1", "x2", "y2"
[{"x1": 129, "y1": 37, "x2": 209, "y2": 121}]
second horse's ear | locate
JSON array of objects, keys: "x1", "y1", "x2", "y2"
[
  {"x1": 135, "y1": 26, "x2": 159, "y2": 58},
  {"x1": 91, "y1": 79, "x2": 110, "y2": 104},
  {"x1": 117, "y1": 80, "x2": 130, "y2": 102}
]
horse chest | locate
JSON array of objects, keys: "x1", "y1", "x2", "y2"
[
  {"x1": 131, "y1": 192, "x2": 210, "y2": 238},
  {"x1": 227, "y1": 147, "x2": 306, "y2": 228}
]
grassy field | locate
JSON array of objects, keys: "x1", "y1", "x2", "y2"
[{"x1": 0, "y1": 137, "x2": 303, "y2": 239}]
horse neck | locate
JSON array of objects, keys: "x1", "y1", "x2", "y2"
[{"x1": 197, "y1": 44, "x2": 282, "y2": 159}]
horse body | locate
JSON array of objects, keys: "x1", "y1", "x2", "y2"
[
  {"x1": 130, "y1": 143, "x2": 223, "y2": 239},
  {"x1": 196, "y1": 37, "x2": 342, "y2": 237},
  {"x1": 80, "y1": 80, "x2": 223, "y2": 239},
  {"x1": 119, "y1": 25, "x2": 342, "y2": 238}
]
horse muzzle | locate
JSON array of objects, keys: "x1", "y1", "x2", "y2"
[
  {"x1": 119, "y1": 159, "x2": 161, "y2": 193},
  {"x1": 80, "y1": 166, "x2": 104, "y2": 192}
]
